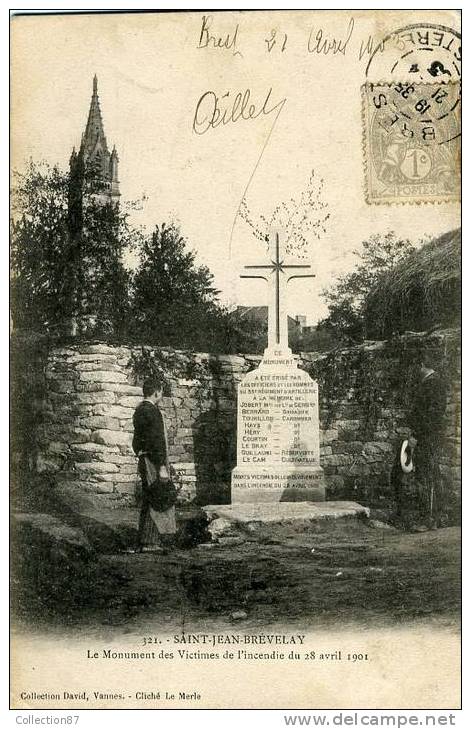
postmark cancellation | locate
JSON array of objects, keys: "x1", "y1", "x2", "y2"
[{"x1": 362, "y1": 81, "x2": 460, "y2": 205}]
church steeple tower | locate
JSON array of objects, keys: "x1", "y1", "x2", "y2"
[{"x1": 71, "y1": 75, "x2": 120, "y2": 205}]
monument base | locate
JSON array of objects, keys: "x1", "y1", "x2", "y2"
[{"x1": 231, "y1": 465, "x2": 325, "y2": 504}]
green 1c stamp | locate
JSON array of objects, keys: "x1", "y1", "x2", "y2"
[{"x1": 362, "y1": 81, "x2": 460, "y2": 204}]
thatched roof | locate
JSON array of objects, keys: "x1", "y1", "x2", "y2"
[{"x1": 364, "y1": 228, "x2": 461, "y2": 338}]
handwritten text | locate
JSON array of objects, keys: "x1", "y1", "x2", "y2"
[{"x1": 192, "y1": 88, "x2": 286, "y2": 135}]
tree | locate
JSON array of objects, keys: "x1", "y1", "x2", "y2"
[
  {"x1": 11, "y1": 162, "x2": 70, "y2": 332},
  {"x1": 11, "y1": 160, "x2": 140, "y2": 337},
  {"x1": 11, "y1": 161, "x2": 250, "y2": 352},
  {"x1": 131, "y1": 223, "x2": 229, "y2": 350},
  {"x1": 77, "y1": 195, "x2": 136, "y2": 337},
  {"x1": 320, "y1": 232, "x2": 417, "y2": 342}
]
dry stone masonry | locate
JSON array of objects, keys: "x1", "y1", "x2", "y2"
[{"x1": 12, "y1": 329, "x2": 460, "y2": 520}]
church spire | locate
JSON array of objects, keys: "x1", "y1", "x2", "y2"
[
  {"x1": 73, "y1": 75, "x2": 120, "y2": 204},
  {"x1": 80, "y1": 74, "x2": 109, "y2": 162}
]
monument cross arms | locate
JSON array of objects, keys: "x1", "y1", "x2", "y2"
[
  {"x1": 240, "y1": 229, "x2": 315, "y2": 355},
  {"x1": 231, "y1": 228, "x2": 325, "y2": 504}
]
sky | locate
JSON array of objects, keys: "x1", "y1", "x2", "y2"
[{"x1": 11, "y1": 10, "x2": 460, "y2": 323}]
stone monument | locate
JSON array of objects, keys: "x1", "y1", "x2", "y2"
[{"x1": 231, "y1": 229, "x2": 325, "y2": 504}]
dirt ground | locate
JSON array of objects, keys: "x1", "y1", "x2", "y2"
[{"x1": 11, "y1": 504, "x2": 461, "y2": 635}]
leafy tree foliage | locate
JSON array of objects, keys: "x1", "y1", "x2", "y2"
[
  {"x1": 319, "y1": 232, "x2": 416, "y2": 342},
  {"x1": 11, "y1": 160, "x2": 138, "y2": 336},
  {"x1": 11, "y1": 162, "x2": 70, "y2": 331},
  {"x1": 11, "y1": 159, "x2": 297, "y2": 353},
  {"x1": 131, "y1": 223, "x2": 234, "y2": 351}
]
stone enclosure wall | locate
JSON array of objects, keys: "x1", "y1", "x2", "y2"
[{"x1": 11, "y1": 329, "x2": 461, "y2": 518}]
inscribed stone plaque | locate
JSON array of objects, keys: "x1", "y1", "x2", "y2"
[{"x1": 232, "y1": 353, "x2": 324, "y2": 503}]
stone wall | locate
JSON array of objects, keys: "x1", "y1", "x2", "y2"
[
  {"x1": 305, "y1": 330, "x2": 461, "y2": 515},
  {"x1": 11, "y1": 329, "x2": 461, "y2": 518}
]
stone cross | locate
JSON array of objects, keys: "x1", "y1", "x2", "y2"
[{"x1": 240, "y1": 228, "x2": 315, "y2": 352}]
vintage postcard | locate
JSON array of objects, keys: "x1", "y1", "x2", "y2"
[{"x1": 10, "y1": 9, "x2": 461, "y2": 710}]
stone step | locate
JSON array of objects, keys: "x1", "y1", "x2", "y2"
[{"x1": 203, "y1": 501, "x2": 370, "y2": 541}]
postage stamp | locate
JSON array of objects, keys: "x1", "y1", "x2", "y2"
[
  {"x1": 362, "y1": 22, "x2": 461, "y2": 205},
  {"x1": 362, "y1": 81, "x2": 461, "y2": 204}
]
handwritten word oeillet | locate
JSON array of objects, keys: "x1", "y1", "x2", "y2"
[{"x1": 192, "y1": 88, "x2": 286, "y2": 135}]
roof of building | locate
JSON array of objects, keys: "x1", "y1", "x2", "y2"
[
  {"x1": 364, "y1": 228, "x2": 461, "y2": 337},
  {"x1": 232, "y1": 306, "x2": 299, "y2": 327}
]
